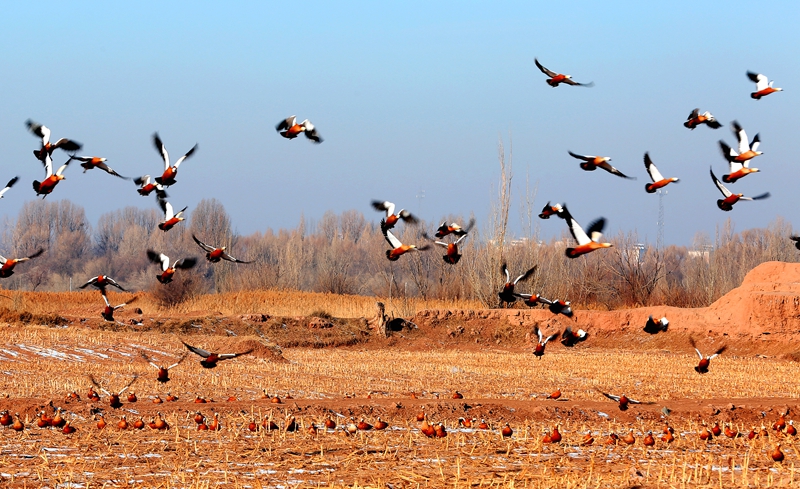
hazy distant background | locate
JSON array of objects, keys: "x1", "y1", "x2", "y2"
[{"x1": 2, "y1": 1, "x2": 797, "y2": 245}]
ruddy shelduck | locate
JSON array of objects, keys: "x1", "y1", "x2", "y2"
[
  {"x1": 157, "y1": 196, "x2": 187, "y2": 231},
  {"x1": 560, "y1": 325, "x2": 588, "y2": 347},
  {"x1": 152, "y1": 133, "x2": 197, "y2": 187},
  {"x1": 192, "y1": 234, "x2": 252, "y2": 263},
  {"x1": 710, "y1": 167, "x2": 769, "y2": 211},
  {"x1": 719, "y1": 121, "x2": 762, "y2": 170},
  {"x1": 276, "y1": 116, "x2": 323, "y2": 143},
  {"x1": 684, "y1": 108, "x2": 722, "y2": 130},
  {"x1": 33, "y1": 154, "x2": 72, "y2": 198},
  {"x1": 373, "y1": 201, "x2": 417, "y2": 231},
  {"x1": 498, "y1": 263, "x2": 537, "y2": 306},
  {"x1": 601, "y1": 391, "x2": 648, "y2": 411},
  {"x1": 381, "y1": 223, "x2": 429, "y2": 261},
  {"x1": 428, "y1": 233, "x2": 468, "y2": 264},
  {"x1": 534, "y1": 58, "x2": 593, "y2": 87},
  {"x1": 435, "y1": 218, "x2": 475, "y2": 238},
  {"x1": 689, "y1": 337, "x2": 727, "y2": 374},
  {"x1": 26, "y1": 120, "x2": 82, "y2": 163},
  {"x1": 133, "y1": 174, "x2": 166, "y2": 197},
  {"x1": 643, "y1": 153, "x2": 679, "y2": 193},
  {"x1": 643, "y1": 315, "x2": 669, "y2": 334},
  {"x1": 560, "y1": 204, "x2": 612, "y2": 258},
  {"x1": 181, "y1": 340, "x2": 254, "y2": 369},
  {"x1": 0, "y1": 248, "x2": 44, "y2": 278},
  {"x1": 747, "y1": 72, "x2": 782, "y2": 100},
  {"x1": 568, "y1": 151, "x2": 634, "y2": 179},
  {"x1": 0, "y1": 177, "x2": 19, "y2": 199},
  {"x1": 80, "y1": 274, "x2": 126, "y2": 293},
  {"x1": 72, "y1": 156, "x2": 128, "y2": 179},
  {"x1": 538, "y1": 201, "x2": 563, "y2": 219},
  {"x1": 100, "y1": 291, "x2": 136, "y2": 323},
  {"x1": 532, "y1": 325, "x2": 559, "y2": 358},
  {"x1": 140, "y1": 351, "x2": 186, "y2": 383},
  {"x1": 147, "y1": 250, "x2": 198, "y2": 284}
]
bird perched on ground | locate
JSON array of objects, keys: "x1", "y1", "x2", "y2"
[
  {"x1": 747, "y1": 72, "x2": 782, "y2": 100},
  {"x1": 684, "y1": 109, "x2": 722, "y2": 130},
  {"x1": 719, "y1": 121, "x2": 762, "y2": 169},
  {"x1": 643, "y1": 315, "x2": 669, "y2": 334},
  {"x1": 157, "y1": 196, "x2": 188, "y2": 231},
  {"x1": 561, "y1": 325, "x2": 588, "y2": 347},
  {"x1": 26, "y1": 120, "x2": 82, "y2": 163},
  {"x1": 689, "y1": 337, "x2": 727, "y2": 374},
  {"x1": 534, "y1": 58, "x2": 594, "y2": 87},
  {"x1": 498, "y1": 263, "x2": 537, "y2": 307},
  {"x1": 643, "y1": 153, "x2": 679, "y2": 193},
  {"x1": 80, "y1": 275, "x2": 126, "y2": 293},
  {"x1": 100, "y1": 292, "x2": 136, "y2": 323},
  {"x1": 0, "y1": 248, "x2": 44, "y2": 278},
  {"x1": 33, "y1": 155, "x2": 72, "y2": 198},
  {"x1": 0, "y1": 177, "x2": 19, "y2": 199},
  {"x1": 381, "y1": 223, "x2": 429, "y2": 261},
  {"x1": 72, "y1": 156, "x2": 129, "y2": 179},
  {"x1": 139, "y1": 351, "x2": 186, "y2": 383},
  {"x1": 559, "y1": 204, "x2": 612, "y2": 258},
  {"x1": 146, "y1": 250, "x2": 198, "y2": 284},
  {"x1": 710, "y1": 168, "x2": 769, "y2": 211},
  {"x1": 192, "y1": 235, "x2": 251, "y2": 264},
  {"x1": 181, "y1": 341, "x2": 254, "y2": 368},
  {"x1": 276, "y1": 116, "x2": 323, "y2": 143},
  {"x1": 538, "y1": 202, "x2": 563, "y2": 219},
  {"x1": 152, "y1": 133, "x2": 197, "y2": 187},
  {"x1": 532, "y1": 325, "x2": 559, "y2": 358},
  {"x1": 568, "y1": 151, "x2": 634, "y2": 179},
  {"x1": 372, "y1": 201, "x2": 417, "y2": 231},
  {"x1": 434, "y1": 218, "x2": 475, "y2": 238}
]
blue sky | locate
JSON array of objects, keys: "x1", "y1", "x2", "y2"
[{"x1": 2, "y1": 2, "x2": 798, "y2": 245}]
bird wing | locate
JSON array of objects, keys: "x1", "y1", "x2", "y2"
[
  {"x1": 218, "y1": 349, "x2": 255, "y2": 360},
  {"x1": 513, "y1": 266, "x2": 537, "y2": 285},
  {"x1": 182, "y1": 341, "x2": 211, "y2": 358},
  {"x1": 586, "y1": 218, "x2": 606, "y2": 243},
  {"x1": 709, "y1": 345, "x2": 728, "y2": 359},
  {"x1": 643, "y1": 153, "x2": 665, "y2": 182},
  {"x1": 276, "y1": 116, "x2": 296, "y2": 132},
  {"x1": 192, "y1": 234, "x2": 216, "y2": 253},
  {"x1": 601, "y1": 392, "x2": 621, "y2": 402},
  {"x1": 535, "y1": 325, "x2": 543, "y2": 343},
  {"x1": 747, "y1": 71, "x2": 768, "y2": 91},
  {"x1": 118, "y1": 375, "x2": 138, "y2": 395},
  {"x1": 134, "y1": 175, "x2": 150, "y2": 186},
  {"x1": 750, "y1": 133, "x2": 760, "y2": 153},
  {"x1": 728, "y1": 158, "x2": 744, "y2": 173},
  {"x1": 43, "y1": 154, "x2": 54, "y2": 178},
  {"x1": 221, "y1": 251, "x2": 251, "y2": 263},
  {"x1": 0, "y1": 176, "x2": 19, "y2": 198},
  {"x1": 562, "y1": 78, "x2": 594, "y2": 87},
  {"x1": 732, "y1": 121, "x2": 750, "y2": 153},
  {"x1": 687, "y1": 108, "x2": 700, "y2": 120},
  {"x1": 173, "y1": 144, "x2": 197, "y2": 169},
  {"x1": 106, "y1": 277, "x2": 125, "y2": 291},
  {"x1": 501, "y1": 262, "x2": 510, "y2": 283},
  {"x1": 739, "y1": 192, "x2": 770, "y2": 202},
  {"x1": 544, "y1": 332, "x2": 560, "y2": 345},
  {"x1": 159, "y1": 198, "x2": 174, "y2": 220},
  {"x1": 147, "y1": 250, "x2": 171, "y2": 271},
  {"x1": 55, "y1": 158, "x2": 72, "y2": 176},
  {"x1": 597, "y1": 161, "x2": 634, "y2": 179},
  {"x1": 174, "y1": 257, "x2": 198, "y2": 270},
  {"x1": 79, "y1": 276, "x2": 99, "y2": 289},
  {"x1": 534, "y1": 58, "x2": 558, "y2": 78},
  {"x1": 26, "y1": 120, "x2": 50, "y2": 144},
  {"x1": 709, "y1": 168, "x2": 732, "y2": 198},
  {"x1": 102, "y1": 292, "x2": 111, "y2": 307},
  {"x1": 153, "y1": 133, "x2": 170, "y2": 170},
  {"x1": 562, "y1": 206, "x2": 591, "y2": 245},
  {"x1": 96, "y1": 162, "x2": 127, "y2": 179},
  {"x1": 382, "y1": 224, "x2": 403, "y2": 249},
  {"x1": 372, "y1": 200, "x2": 394, "y2": 216},
  {"x1": 167, "y1": 353, "x2": 188, "y2": 369},
  {"x1": 567, "y1": 151, "x2": 592, "y2": 162},
  {"x1": 453, "y1": 234, "x2": 468, "y2": 246}
]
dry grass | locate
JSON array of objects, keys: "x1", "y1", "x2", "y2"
[
  {"x1": 1, "y1": 325, "x2": 800, "y2": 487},
  {"x1": 0, "y1": 288, "x2": 482, "y2": 319}
]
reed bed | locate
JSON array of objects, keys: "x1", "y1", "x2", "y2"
[{"x1": 1, "y1": 325, "x2": 800, "y2": 487}]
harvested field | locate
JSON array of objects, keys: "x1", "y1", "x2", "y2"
[{"x1": 1, "y1": 262, "x2": 800, "y2": 487}]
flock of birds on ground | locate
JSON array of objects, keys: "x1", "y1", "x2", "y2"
[{"x1": 0, "y1": 60, "x2": 794, "y2": 464}]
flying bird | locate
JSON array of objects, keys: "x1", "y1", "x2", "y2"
[
  {"x1": 276, "y1": 116, "x2": 323, "y2": 143},
  {"x1": 426, "y1": 233, "x2": 468, "y2": 264},
  {"x1": 561, "y1": 326, "x2": 588, "y2": 347},
  {"x1": 532, "y1": 325, "x2": 559, "y2": 358},
  {"x1": 719, "y1": 121, "x2": 762, "y2": 167},
  {"x1": 139, "y1": 351, "x2": 186, "y2": 383},
  {"x1": 147, "y1": 250, "x2": 198, "y2": 284},
  {"x1": 534, "y1": 58, "x2": 594, "y2": 87},
  {"x1": 600, "y1": 391, "x2": 650, "y2": 411},
  {"x1": 568, "y1": 151, "x2": 634, "y2": 179},
  {"x1": 79, "y1": 275, "x2": 126, "y2": 293},
  {"x1": 434, "y1": 218, "x2": 475, "y2": 238},
  {"x1": 643, "y1": 315, "x2": 669, "y2": 334},
  {"x1": 689, "y1": 337, "x2": 727, "y2": 374},
  {"x1": 101, "y1": 292, "x2": 137, "y2": 323},
  {"x1": 152, "y1": 133, "x2": 197, "y2": 187},
  {"x1": 26, "y1": 120, "x2": 82, "y2": 163},
  {"x1": 192, "y1": 234, "x2": 252, "y2": 263},
  {"x1": 0, "y1": 177, "x2": 19, "y2": 199},
  {"x1": 181, "y1": 341, "x2": 254, "y2": 368},
  {"x1": 560, "y1": 204, "x2": 612, "y2": 258},
  {"x1": 33, "y1": 155, "x2": 72, "y2": 198},
  {"x1": 538, "y1": 202, "x2": 563, "y2": 219},
  {"x1": 157, "y1": 196, "x2": 188, "y2": 231},
  {"x1": 643, "y1": 153, "x2": 679, "y2": 193},
  {"x1": 372, "y1": 201, "x2": 417, "y2": 231},
  {"x1": 548, "y1": 300, "x2": 574, "y2": 318},
  {"x1": 381, "y1": 222, "x2": 429, "y2": 261},
  {"x1": 71, "y1": 156, "x2": 129, "y2": 179},
  {"x1": 710, "y1": 167, "x2": 769, "y2": 211},
  {"x1": 498, "y1": 263, "x2": 537, "y2": 307},
  {"x1": 514, "y1": 292, "x2": 553, "y2": 308},
  {"x1": 747, "y1": 72, "x2": 782, "y2": 100},
  {"x1": 684, "y1": 109, "x2": 722, "y2": 130},
  {"x1": 133, "y1": 175, "x2": 167, "y2": 197},
  {"x1": 790, "y1": 236, "x2": 800, "y2": 250},
  {"x1": 0, "y1": 248, "x2": 44, "y2": 278}
]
